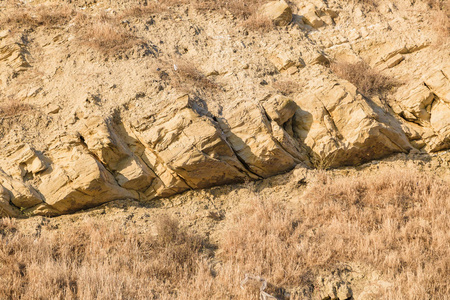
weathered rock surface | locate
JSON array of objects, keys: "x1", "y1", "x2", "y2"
[
  {"x1": 259, "y1": 0, "x2": 293, "y2": 26},
  {"x1": 393, "y1": 67, "x2": 450, "y2": 152},
  {"x1": 0, "y1": 0, "x2": 448, "y2": 216},
  {"x1": 294, "y1": 78, "x2": 412, "y2": 167}
]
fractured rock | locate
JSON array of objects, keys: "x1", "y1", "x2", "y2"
[
  {"x1": 293, "y1": 77, "x2": 412, "y2": 167},
  {"x1": 218, "y1": 99, "x2": 301, "y2": 177}
]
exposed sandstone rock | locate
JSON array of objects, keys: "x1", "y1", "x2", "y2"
[
  {"x1": 218, "y1": 99, "x2": 302, "y2": 177},
  {"x1": 293, "y1": 78, "x2": 412, "y2": 167},
  {"x1": 0, "y1": 170, "x2": 43, "y2": 209},
  {"x1": 0, "y1": 184, "x2": 20, "y2": 217},
  {"x1": 131, "y1": 95, "x2": 254, "y2": 191},
  {"x1": 0, "y1": 42, "x2": 31, "y2": 72},
  {"x1": 393, "y1": 67, "x2": 450, "y2": 151},
  {"x1": 261, "y1": 94, "x2": 297, "y2": 126},
  {"x1": 37, "y1": 138, "x2": 137, "y2": 214},
  {"x1": 0, "y1": 0, "x2": 448, "y2": 217},
  {"x1": 259, "y1": 0, "x2": 293, "y2": 26}
]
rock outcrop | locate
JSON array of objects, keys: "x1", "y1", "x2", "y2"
[{"x1": 0, "y1": 0, "x2": 448, "y2": 216}]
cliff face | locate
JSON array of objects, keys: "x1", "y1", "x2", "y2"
[{"x1": 0, "y1": 0, "x2": 449, "y2": 216}]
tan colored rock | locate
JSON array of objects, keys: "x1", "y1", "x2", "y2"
[
  {"x1": 395, "y1": 84, "x2": 434, "y2": 124},
  {"x1": 23, "y1": 203, "x2": 60, "y2": 217},
  {"x1": 0, "y1": 170, "x2": 43, "y2": 209},
  {"x1": 77, "y1": 116, "x2": 156, "y2": 192},
  {"x1": 386, "y1": 53, "x2": 404, "y2": 68},
  {"x1": 218, "y1": 99, "x2": 301, "y2": 177},
  {"x1": 267, "y1": 51, "x2": 305, "y2": 72},
  {"x1": 259, "y1": 0, "x2": 293, "y2": 26},
  {"x1": 393, "y1": 69, "x2": 450, "y2": 152},
  {"x1": 302, "y1": 11, "x2": 324, "y2": 28},
  {"x1": 38, "y1": 140, "x2": 136, "y2": 214},
  {"x1": 428, "y1": 100, "x2": 450, "y2": 151},
  {"x1": 424, "y1": 68, "x2": 450, "y2": 103},
  {"x1": 131, "y1": 95, "x2": 254, "y2": 190},
  {"x1": 0, "y1": 184, "x2": 20, "y2": 217},
  {"x1": 261, "y1": 94, "x2": 297, "y2": 126},
  {"x1": 0, "y1": 144, "x2": 48, "y2": 178},
  {"x1": 293, "y1": 78, "x2": 412, "y2": 167},
  {"x1": 0, "y1": 43, "x2": 31, "y2": 71}
]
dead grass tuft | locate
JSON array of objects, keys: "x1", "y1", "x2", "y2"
[
  {"x1": 194, "y1": 0, "x2": 266, "y2": 19},
  {"x1": 241, "y1": 14, "x2": 274, "y2": 32},
  {"x1": 72, "y1": 12, "x2": 143, "y2": 55},
  {"x1": 0, "y1": 100, "x2": 33, "y2": 117},
  {"x1": 272, "y1": 80, "x2": 301, "y2": 96},
  {"x1": 119, "y1": 4, "x2": 166, "y2": 19},
  {"x1": 331, "y1": 61, "x2": 397, "y2": 96},
  {"x1": 0, "y1": 4, "x2": 75, "y2": 30},
  {"x1": 171, "y1": 61, "x2": 221, "y2": 92}
]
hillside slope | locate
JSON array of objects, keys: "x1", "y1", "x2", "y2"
[{"x1": 0, "y1": 0, "x2": 449, "y2": 214}]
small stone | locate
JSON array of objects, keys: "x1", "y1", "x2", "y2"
[
  {"x1": 386, "y1": 53, "x2": 404, "y2": 68},
  {"x1": 47, "y1": 105, "x2": 61, "y2": 114}
]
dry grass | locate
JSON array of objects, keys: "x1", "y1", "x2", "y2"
[
  {"x1": 75, "y1": 15, "x2": 142, "y2": 54},
  {"x1": 1, "y1": 168, "x2": 448, "y2": 299},
  {"x1": 0, "y1": 4, "x2": 75, "y2": 30},
  {"x1": 194, "y1": 0, "x2": 267, "y2": 19},
  {"x1": 217, "y1": 168, "x2": 450, "y2": 299},
  {"x1": 241, "y1": 14, "x2": 274, "y2": 32},
  {"x1": 0, "y1": 100, "x2": 33, "y2": 117},
  {"x1": 331, "y1": 61, "x2": 397, "y2": 96},
  {"x1": 170, "y1": 61, "x2": 221, "y2": 92},
  {"x1": 119, "y1": 4, "x2": 165, "y2": 19},
  {"x1": 272, "y1": 80, "x2": 301, "y2": 96},
  {"x1": 0, "y1": 215, "x2": 204, "y2": 299},
  {"x1": 427, "y1": 0, "x2": 450, "y2": 45}
]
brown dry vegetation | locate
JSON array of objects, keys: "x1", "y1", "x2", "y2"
[
  {"x1": 0, "y1": 100, "x2": 33, "y2": 117},
  {"x1": 170, "y1": 61, "x2": 221, "y2": 92},
  {"x1": 0, "y1": 3, "x2": 75, "y2": 30},
  {"x1": 74, "y1": 13, "x2": 143, "y2": 54},
  {"x1": 272, "y1": 80, "x2": 301, "y2": 96},
  {"x1": 1, "y1": 168, "x2": 449, "y2": 299},
  {"x1": 428, "y1": 0, "x2": 450, "y2": 45},
  {"x1": 331, "y1": 61, "x2": 397, "y2": 96}
]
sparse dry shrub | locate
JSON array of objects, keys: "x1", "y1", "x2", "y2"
[
  {"x1": 0, "y1": 99, "x2": 33, "y2": 117},
  {"x1": 74, "y1": 12, "x2": 142, "y2": 54},
  {"x1": 171, "y1": 61, "x2": 221, "y2": 92},
  {"x1": 119, "y1": 3, "x2": 165, "y2": 19},
  {"x1": 194, "y1": 0, "x2": 267, "y2": 19},
  {"x1": 331, "y1": 61, "x2": 397, "y2": 96},
  {"x1": 0, "y1": 4, "x2": 75, "y2": 30},
  {"x1": 241, "y1": 14, "x2": 274, "y2": 32},
  {"x1": 272, "y1": 80, "x2": 301, "y2": 95}
]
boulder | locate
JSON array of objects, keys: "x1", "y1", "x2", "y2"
[
  {"x1": 261, "y1": 94, "x2": 297, "y2": 126},
  {"x1": 0, "y1": 170, "x2": 43, "y2": 209},
  {"x1": 392, "y1": 68, "x2": 450, "y2": 152},
  {"x1": 130, "y1": 95, "x2": 254, "y2": 191},
  {"x1": 38, "y1": 139, "x2": 136, "y2": 214},
  {"x1": 293, "y1": 77, "x2": 412, "y2": 167},
  {"x1": 259, "y1": 0, "x2": 293, "y2": 26}
]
